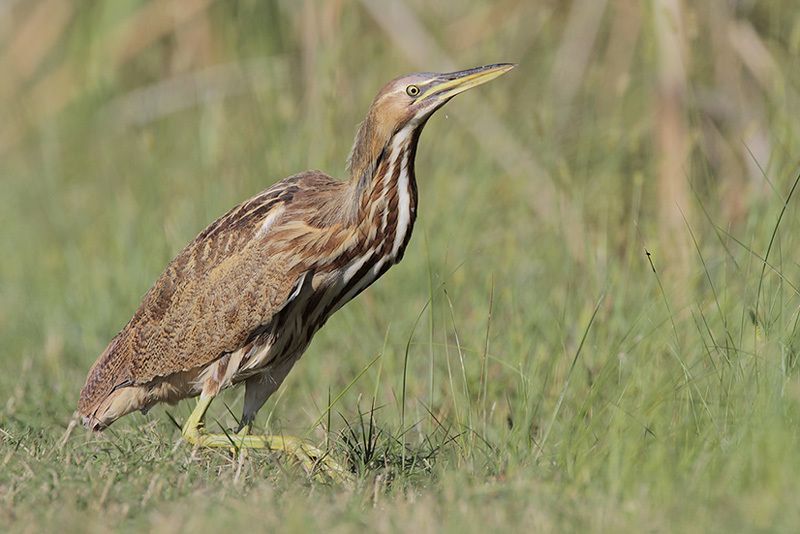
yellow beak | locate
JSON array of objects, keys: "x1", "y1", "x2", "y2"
[{"x1": 419, "y1": 63, "x2": 516, "y2": 101}]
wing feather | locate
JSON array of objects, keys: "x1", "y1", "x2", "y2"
[{"x1": 78, "y1": 170, "x2": 341, "y2": 414}]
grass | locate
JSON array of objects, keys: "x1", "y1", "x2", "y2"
[{"x1": 3, "y1": 1, "x2": 800, "y2": 532}]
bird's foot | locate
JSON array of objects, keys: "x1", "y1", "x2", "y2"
[
  {"x1": 253, "y1": 434, "x2": 352, "y2": 485},
  {"x1": 183, "y1": 423, "x2": 351, "y2": 484},
  {"x1": 180, "y1": 396, "x2": 352, "y2": 484}
]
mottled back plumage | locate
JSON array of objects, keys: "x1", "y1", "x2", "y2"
[
  {"x1": 78, "y1": 64, "x2": 514, "y2": 431},
  {"x1": 79, "y1": 172, "x2": 330, "y2": 413}
]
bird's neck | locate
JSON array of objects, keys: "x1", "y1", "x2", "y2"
[{"x1": 347, "y1": 122, "x2": 421, "y2": 260}]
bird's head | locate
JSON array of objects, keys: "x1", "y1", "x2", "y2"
[{"x1": 347, "y1": 63, "x2": 515, "y2": 184}]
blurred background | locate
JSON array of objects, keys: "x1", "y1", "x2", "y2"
[
  {"x1": 3, "y1": 1, "x2": 800, "y2": 529},
  {"x1": 2, "y1": 0, "x2": 799, "y2": 276}
]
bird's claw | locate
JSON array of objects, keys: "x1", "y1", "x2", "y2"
[{"x1": 278, "y1": 438, "x2": 353, "y2": 486}]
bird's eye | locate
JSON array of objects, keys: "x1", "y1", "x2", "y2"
[{"x1": 406, "y1": 85, "x2": 420, "y2": 97}]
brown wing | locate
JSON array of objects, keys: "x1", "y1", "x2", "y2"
[{"x1": 78, "y1": 170, "x2": 344, "y2": 414}]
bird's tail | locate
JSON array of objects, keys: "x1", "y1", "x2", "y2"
[
  {"x1": 78, "y1": 335, "x2": 145, "y2": 431},
  {"x1": 80, "y1": 385, "x2": 149, "y2": 431}
]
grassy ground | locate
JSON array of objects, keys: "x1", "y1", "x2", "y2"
[{"x1": 3, "y1": 1, "x2": 800, "y2": 532}]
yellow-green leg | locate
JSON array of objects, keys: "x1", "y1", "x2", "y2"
[{"x1": 181, "y1": 395, "x2": 351, "y2": 484}]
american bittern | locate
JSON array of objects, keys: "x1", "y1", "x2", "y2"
[{"x1": 78, "y1": 63, "x2": 514, "y2": 477}]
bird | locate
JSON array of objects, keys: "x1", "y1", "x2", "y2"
[{"x1": 78, "y1": 63, "x2": 514, "y2": 476}]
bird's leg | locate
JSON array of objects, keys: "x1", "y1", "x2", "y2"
[
  {"x1": 181, "y1": 394, "x2": 215, "y2": 443},
  {"x1": 181, "y1": 394, "x2": 351, "y2": 484}
]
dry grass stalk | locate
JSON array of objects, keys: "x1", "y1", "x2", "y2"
[{"x1": 652, "y1": 0, "x2": 691, "y2": 275}]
